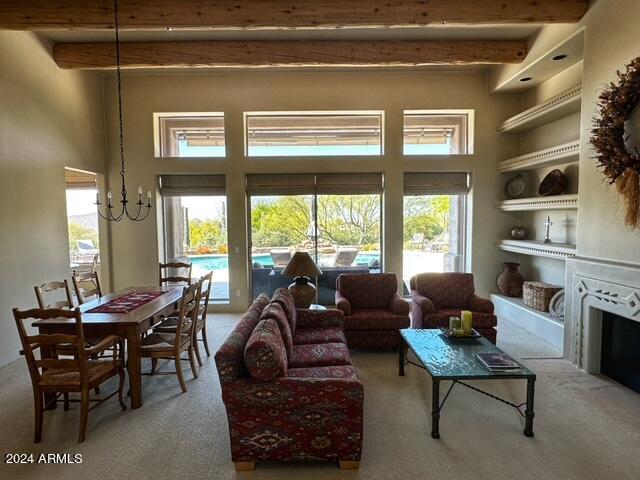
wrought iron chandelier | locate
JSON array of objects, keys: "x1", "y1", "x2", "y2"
[{"x1": 95, "y1": 0, "x2": 152, "y2": 222}]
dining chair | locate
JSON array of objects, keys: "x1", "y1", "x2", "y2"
[
  {"x1": 159, "y1": 261, "x2": 192, "y2": 286},
  {"x1": 154, "y1": 271, "x2": 212, "y2": 367},
  {"x1": 13, "y1": 307, "x2": 126, "y2": 443},
  {"x1": 34, "y1": 280, "x2": 74, "y2": 309},
  {"x1": 71, "y1": 271, "x2": 103, "y2": 305},
  {"x1": 140, "y1": 280, "x2": 202, "y2": 393}
]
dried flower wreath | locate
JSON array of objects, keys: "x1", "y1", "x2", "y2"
[{"x1": 591, "y1": 57, "x2": 640, "y2": 229}]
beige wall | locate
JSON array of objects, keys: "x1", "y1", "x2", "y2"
[
  {"x1": 103, "y1": 70, "x2": 520, "y2": 311},
  {"x1": 0, "y1": 31, "x2": 106, "y2": 366},
  {"x1": 577, "y1": 0, "x2": 640, "y2": 264}
]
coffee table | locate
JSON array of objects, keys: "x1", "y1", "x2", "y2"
[{"x1": 399, "y1": 329, "x2": 536, "y2": 439}]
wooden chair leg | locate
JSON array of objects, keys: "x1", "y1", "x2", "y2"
[
  {"x1": 193, "y1": 335, "x2": 203, "y2": 367},
  {"x1": 202, "y1": 324, "x2": 211, "y2": 357},
  {"x1": 175, "y1": 356, "x2": 187, "y2": 393},
  {"x1": 234, "y1": 461, "x2": 255, "y2": 471},
  {"x1": 188, "y1": 346, "x2": 199, "y2": 379},
  {"x1": 117, "y1": 368, "x2": 127, "y2": 411},
  {"x1": 339, "y1": 461, "x2": 360, "y2": 470},
  {"x1": 78, "y1": 389, "x2": 89, "y2": 443},
  {"x1": 33, "y1": 391, "x2": 43, "y2": 443},
  {"x1": 63, "y1": 392, "x2": 70, "y2": 411},
  {"x1": 150, "y1": 358, "x2": 158, "y2": 375}
]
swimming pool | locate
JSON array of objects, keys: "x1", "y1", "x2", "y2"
[{"x1": 189, "y1": 252, "x2": 381, "y2": 271}]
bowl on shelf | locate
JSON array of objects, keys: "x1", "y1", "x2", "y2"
[
  {"x1": 538, "y1": 169, "x2": 567, "y2": 196},
  {"x1": 505, "y1": 174, "x2": 526, "y2": 199}
]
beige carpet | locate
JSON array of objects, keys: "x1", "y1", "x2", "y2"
[{"x1": 1, "y1": 314, "x2": 639, "y2": 480}]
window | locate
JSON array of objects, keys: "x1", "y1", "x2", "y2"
[
  {"x1": 403, "y1": 110, "x2": 473, "y2": 155},
  {"x1": 402, "y1": 172, "x2": 469, "y2": 293},
  {"x1": 247, "y1": 173, "x2": 383, "y2": 305},
  {"x1": 65, "y1": 168, "x2": 100, "y2": 271},
  {"x1": 154, "y1": 113, "x2": 225, "y2": 157},
  {"x1": 160, "y1": 175, "x2": 229, "y2": 303},
  {"x1": 245, "y1": 111, "x2": 384, "y2": 156}
]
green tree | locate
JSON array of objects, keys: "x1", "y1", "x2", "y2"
[
  {"x1": 68, "y1": 223, "x2": 98, "y2": 252},
  {"x1": 189, "y1": 218, "x2": 224, "y2": 248},
  {"x1": 317, "y1": 195, "x2": 380, "y2": 245},
  {"x1": 251, "y1": 197, "x2": 311, "y2": 248}
]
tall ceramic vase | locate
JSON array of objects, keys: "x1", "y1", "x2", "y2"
[{"x1": 497, "y1": 262, "x2": 524, "y2": 297}]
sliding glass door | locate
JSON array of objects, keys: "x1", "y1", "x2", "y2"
[
  {"x1": 160, "y1": 175, "x2": 229, "y2": 303},
  {"x1": 247, "y1": 174, "x2": 383, "y2": 305}
]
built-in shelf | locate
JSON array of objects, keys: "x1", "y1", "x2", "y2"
[
  {"x1": 491, "y1": 293, "x2": 564, "y2": 351},
  {"x1": 497, "y1": 239, "x2": 577, "y2": 260},
  {"x1": 497, "y1": 194, "x2": 578, "y2": 212},
  {"x1": 498, "y1": 141, "x2": 580, "y2": 173},
  {"x1": 498, "y1": 85, "x2": 582, "y2": 133}
]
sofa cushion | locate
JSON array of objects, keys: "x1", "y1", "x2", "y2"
[
  {"x1": 336, "y1": 273, "x2": 398, "y2": 310},
  {"x1": 244, "y1": 318, "x2": 288, "y2": 381},
  {"x1": 423, "y1": 309, "x2": 497, "y2": 329},
  {"x1": 412, "y1": 273, "x2": 475, "y2": 308},
  {"x1": 289, "y1": 342, "x2": 352, "y2": 369},
  {"x1": 286, "y1": 365, "x2": 358, "y2": 380},
  {"x1": 260, "y1": 302, "x2": 293, "y2": 356},
  {"x1": 271, "y1": 288, "x2": 297, "y2": 333},
  {"x1": 344, "y1": 309, "x2": 410, "y2": 331},
  {"x1": 293, "y1": 326, "x2": 347, "y2": 346},
  {"x1": 214, "y1": 293, "x2": 270, "y2": 385}
]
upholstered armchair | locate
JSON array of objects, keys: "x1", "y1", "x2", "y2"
[
  {"x1": 335, "y1": 273, "x2": 410, "y2": 350},
  {"x1": 410, "y1": 273, "x2": 497, "y2": 343}
]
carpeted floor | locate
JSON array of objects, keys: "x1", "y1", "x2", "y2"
[{"x1": 1, "y1": 314, "x2": 639, "y2": 480}]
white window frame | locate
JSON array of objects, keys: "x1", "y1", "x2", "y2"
[{"x1": 403, "y1": 109, "x2": 474, "y2": 156}]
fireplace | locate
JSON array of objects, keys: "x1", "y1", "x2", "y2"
[{"x1": 601, "y1": 311, "x2": 640, "y2": 393}]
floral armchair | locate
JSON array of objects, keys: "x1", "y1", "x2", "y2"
[
  {"x1": 335, "y1": 273, "x2": 410, "y2": 350},
  {"x1": 410, "y1": 272, "x2": 497, "y2": 343}
]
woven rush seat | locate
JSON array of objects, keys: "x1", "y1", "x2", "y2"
[
  {"x1": 153, "y1": 317, "x2": 192, "y2": 333},
  {"x1": 40, "y1": 359, "x2": 120, "y2": 386},
  {"x1": 140, "y1": 332, "x2": 191, "y2": 351}
]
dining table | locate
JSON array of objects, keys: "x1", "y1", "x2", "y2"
[{"x1": 33, "y1": 285, "x2": 183, "y2": 409}]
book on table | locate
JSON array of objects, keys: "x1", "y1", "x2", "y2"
[{"x1": 476, "y1": 352, "x2": 521, "y2": 372}]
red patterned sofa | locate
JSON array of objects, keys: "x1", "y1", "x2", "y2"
[
  {"x1": 335, "y1": 273, "x2": 410, "y2": 350},
  {"x1": 410, "y1": 272, "x2": 497, "y2": 343},
  {"x1": 215, "y1": 289, "x2": 364, "y2": 471}
]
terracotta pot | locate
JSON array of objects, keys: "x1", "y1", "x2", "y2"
[{"x1": 497, "y1": 262, "x2": 524, "y2": 297}]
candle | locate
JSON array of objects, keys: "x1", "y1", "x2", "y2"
[
  {"x1": 461, "y1": 310, "x2": 473, "y2": 334},
  {"x1": 449, "y1": 316, "x2": 461, "y2": 332}
]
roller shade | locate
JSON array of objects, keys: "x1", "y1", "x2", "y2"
[
  {"x1": 403, "y1": 172, "x2": 470, "y2": 195},
  {"x1": 316, "y1": 173, "x2": 383, "y2": 194},
  {"x1": 159, "y1": 174, "x2": 226, "y2": 196},
  {"x1": 246, "y1": 173, "x2": 383, "y2": 195}
]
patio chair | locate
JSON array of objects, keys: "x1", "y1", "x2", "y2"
[
  {"x1": 410, "y1": 233, "x2": 425, "y2": 249},
  {"x1": 270, "y1": 248, "x2": 292, "y2": 268},
  {"x1": 333, "y1": 246, "x2": 359, "y2": 267}
]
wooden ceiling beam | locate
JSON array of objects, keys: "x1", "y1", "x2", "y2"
[
  {"x1": 53, "y1": 40, "x2": 528, "y2": 69},
  {"x1": 2, "y1": 1, "x2": 589, "y2": 30}
]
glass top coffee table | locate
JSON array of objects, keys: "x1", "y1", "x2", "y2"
[{"x1": 399, "y1": 329, "x2": 536, "y2": 439}]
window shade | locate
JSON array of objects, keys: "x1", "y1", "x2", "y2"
[
  {"x1": 246, "y1": 173, "x2": 383, "y2": 195},
  {"x1": 403, "y1": 172, "x2": 470, "y2": 195},
  {"x1": 159, "y1": 175, "x2": 226, "y2": 196}
]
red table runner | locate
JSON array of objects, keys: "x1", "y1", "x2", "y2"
[{"x1": 86, "y1": 290, "x2": 168, "y2": 314}]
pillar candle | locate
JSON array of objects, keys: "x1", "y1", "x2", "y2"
[{"x1": 461, "y1": 310, "x2": 473, "y2": 334}]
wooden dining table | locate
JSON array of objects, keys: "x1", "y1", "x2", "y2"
[{"x1": 33, "y1": 285, "x2": 183, "y2": 409}]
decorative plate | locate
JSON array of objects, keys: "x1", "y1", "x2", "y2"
[
  {"x1": 505, "y1": 174, "x2": 526, "y2": 199},
  {"x1": 549, "y1": 289, "x2": 565, "y2": 318}
]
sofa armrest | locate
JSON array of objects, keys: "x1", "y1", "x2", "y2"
[
  {"x1": 468, "y1": 293, "x2": 494, "y2": 314},
  {"x1": 411, "y1": 290, "x2": 435, "y2": 316},
  {"x1": 388, "y1": 293, "x2": 410, "y2": 315},
  {"x1": 296, "y1": 308, "x2": 344, "y2": 329},
  {"x1": 335, "y1": 291, "x2": 352, "y2": 316}
]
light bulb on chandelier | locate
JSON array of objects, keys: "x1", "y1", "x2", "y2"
[{"x1": 95, "y1": 0, "x2": 152, "y2": 222}]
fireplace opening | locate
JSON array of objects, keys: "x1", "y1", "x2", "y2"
[{"x1": 601, "y1": 311, "x2": 640, "y2": 394}]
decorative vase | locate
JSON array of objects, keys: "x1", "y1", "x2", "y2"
[
  {"x1": 509, "y1": 226, "x2": 527, "y2": 240},
  {"x1": 497, "y1": 262, "x2": 524, "y2": 297}
]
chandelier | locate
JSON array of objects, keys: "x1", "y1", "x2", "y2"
[{"x1": 95, "y1": 0, "x2": 152, "y2": 222}]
